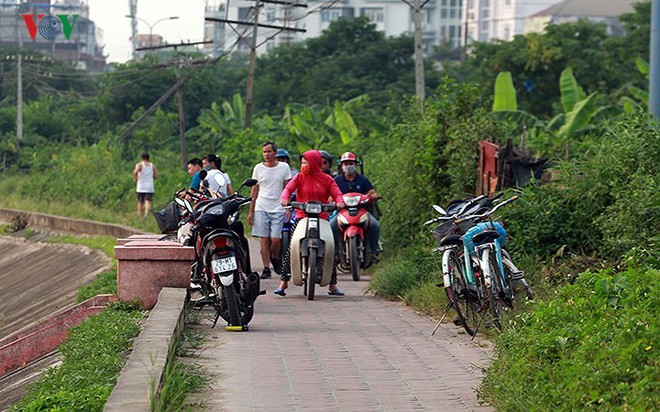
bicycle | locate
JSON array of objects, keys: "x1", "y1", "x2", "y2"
[
  {"x1": 426, "y1": 194, "x2": 533, "y2": 335},
  {"x1": 425, "y1": 195, "x2": 490, "y2": 336},
  {"x1": 459, "y1": 195, "x2": 534, "y2": 331}
]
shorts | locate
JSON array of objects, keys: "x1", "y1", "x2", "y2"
[
  {"x1": 137, "y1": 192, "x2": 154, "y2": 203},
  {"x1": 252, "y1": 211, "x2": 285, "y2": 239}
]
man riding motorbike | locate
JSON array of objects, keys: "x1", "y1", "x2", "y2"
[{"x1": 330, "y1": 152, "x2": 382, "y2": 259}]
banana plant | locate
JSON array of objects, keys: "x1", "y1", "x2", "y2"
[
  {"x1": 621, "y1": 57, "x2": 649, "y2": 113},
  {"x1": 492, "y1": 67, "x2": 600, "y2": 146}
]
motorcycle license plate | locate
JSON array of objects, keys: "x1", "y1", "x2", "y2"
[{"x1": 212, "y1": 256, "x2": 237, "y2": 274}]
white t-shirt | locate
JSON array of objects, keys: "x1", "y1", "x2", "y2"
[
  {"x1": 252, "y1": 161, "x2": 291, "y2": 212},
  {"x1": 205, "y1": 169, "x2": 232, "y2": 197}
]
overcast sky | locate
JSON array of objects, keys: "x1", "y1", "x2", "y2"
[{"x1": 87, "y1": 0, "x2": 209, "y2": 63}]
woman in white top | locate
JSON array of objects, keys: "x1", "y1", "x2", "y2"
[
  {"x1": 202, "y1": 154, "x2": 234, "y2": 198},
  {"x1": 133, "y1": 152, "x2": 159, "y2": 219}
]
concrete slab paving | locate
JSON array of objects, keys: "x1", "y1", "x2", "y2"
[{"x1": 189, "y1": 237, "x2": 494, "y2": 411}]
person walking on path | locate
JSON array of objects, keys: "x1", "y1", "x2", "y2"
[
  {"x1": 276, "y1": 149, "x2": 345, "y2": 296},
  {"x1": 133, "y1": 152, "x2": 158, "y2": 220},
  {"x1": 248, "y1": 141, "x2": 292, "y2": 279}
]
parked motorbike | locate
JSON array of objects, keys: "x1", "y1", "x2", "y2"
[
  {"x1": 289, "y1": 200, "x2": 336, "y2": 300},
  {"x1": 336, "y1": 192, "x2": 378, "y2": 281},
  {"x1": 177, "y1": 176, "x2": 264, "y2": 331}
]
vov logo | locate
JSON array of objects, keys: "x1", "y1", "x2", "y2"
[{"x1": 21, "y1": 14, "x2": 79, "y2": 40}]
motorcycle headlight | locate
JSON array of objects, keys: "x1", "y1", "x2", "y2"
[
  {"x1": 344, "y1": 196, "x2": 360, "y2": 207},
  {"x1": 358, "y1": 213, "x2": 369, "y2": 225},
  {"x1": 227, "y1": 211, "x2": 238, "y2": 226},
  {"x1": 305, "y1": 203, "x2": 322, "y2": 214}
]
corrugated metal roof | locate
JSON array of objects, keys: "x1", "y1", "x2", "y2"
[{"x1": 530, "y1": 0, "x2": 637, "y2": 18}]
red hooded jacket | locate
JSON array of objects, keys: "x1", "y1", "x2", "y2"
[{"x1": 281, "y1": 150, "x2": 344, "y2": 219}]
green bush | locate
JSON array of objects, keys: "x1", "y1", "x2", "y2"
[
  {"x1": 502, "y1": 112, "x2": 660, "y2": 263},
  {"x1": 370, "y1": 79, "x2": 508, "y2": 251},
  {"x1": 480, "y1": 267, "x2": 659, "y2": 411},
  {"x1": 11, "y1": 302, "x2": 146, "y2": 412},
  {"x1": 370, "y1": 246, "x2": 438, "y2": 300}
]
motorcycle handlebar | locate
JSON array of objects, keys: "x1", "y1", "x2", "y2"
[{"x1": 455, "y1": 195, "x2": 519, "y2": 223}]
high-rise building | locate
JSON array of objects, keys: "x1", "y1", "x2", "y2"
[
  {"x1": 461, "y1": 0, "x2": 558, "y2": 44},
  {"x1": 0, "y1": 0, "x2": 106, "y2": 72},
  {"x1": 462, "y1": 0, "x2": 638, "y2": 45},
  {"x1": 208, "y1": 0, "x2": 464, "y2": 56}
]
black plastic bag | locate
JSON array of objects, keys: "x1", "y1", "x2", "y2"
[{"x1": 152, "y1": 201, "x2": 181, "y2": 233}]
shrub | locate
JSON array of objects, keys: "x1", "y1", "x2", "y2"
[{"x1": 479, "y1": 267, "x2": 660, "y2": 411}]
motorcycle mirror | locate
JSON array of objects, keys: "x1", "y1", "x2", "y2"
[
  {"x1": 432, "y1": 205, "x2": 447, "y2": 215},
  {"x1": 175, "y1": 197, "x2": 194, "y2": 214},
  {"x1": 242, "y1": 178, "x2": 258, "y2": 187},
  {"x1": 212, "y1": 173, "x2": 227, "y2": 188},
  {"x1": 199, "y1": 170, "x2": 207, "y2": 180}
]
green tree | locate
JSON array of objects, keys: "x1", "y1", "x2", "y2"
[{"x1": 254, "y1": 17, "x2": 439, "y2": 114}]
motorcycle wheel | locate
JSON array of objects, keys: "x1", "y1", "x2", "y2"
[
  {"x1": 222, "y1": 284, "x2": 242, "y2": 327},
  {"x1": 349, "y1": 237, "x2": 361, "y2": 281},
  {"x1": 307, "y1": 248, "x2": 317, "y2": 300}
]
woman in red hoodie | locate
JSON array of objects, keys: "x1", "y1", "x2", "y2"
[{"x1": 276, "y1": 149, "x2": 345, "y2": 296}]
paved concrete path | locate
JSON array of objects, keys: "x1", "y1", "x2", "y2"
[{"x1": 191, "y1": 238, "x2": 493, "y2": 411}]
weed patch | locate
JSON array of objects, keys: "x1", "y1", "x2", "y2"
[
  {"x1": 11, "y1": 302, "x2": 146, "y2": 412},
  {"x1": 152, "y1": 311, "x2": 209, "y2": 411},
  {"x1": 479, "y1": 267, "x2": 659, "y2": 411},
  {"x1": 76, "y1": 269, "x2": 118, "y2": 303}
]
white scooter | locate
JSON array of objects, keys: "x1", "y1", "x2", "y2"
[{"x1": 289, "y1": 201, "x2": 336, "y2": 300}]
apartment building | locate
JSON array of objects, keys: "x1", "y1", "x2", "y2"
[
  {"x1": 462, "y1": 0, "x2": 638, "y2": 45},
  {"x1": 205, "y1": 0, "x2": 464, "y2": 56},
  {"x1": 462, "y1": 0, "x2": 558, "y2": 44}
]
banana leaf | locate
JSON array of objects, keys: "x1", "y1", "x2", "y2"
[
  {"x1": 559, "y1": 67, "x2": 586, "y2": 114},
  {"x1": 557, "y1": 92, "x2": 598, "y2": 140},
  {"x1": 492, "y1": 71, "x2": 518, "y2": 111}
]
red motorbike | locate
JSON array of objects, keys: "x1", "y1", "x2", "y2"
[{"x1": 336, "y1": 192, "x2": 377, "y2": 281}]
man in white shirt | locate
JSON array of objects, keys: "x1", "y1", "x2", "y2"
[{"x1": 248, "y1": 142, "x2": 292, "y2": 279}]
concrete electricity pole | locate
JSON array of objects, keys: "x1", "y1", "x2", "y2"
[
  {"x1": 650, "y1": 0, "x2": 660, "y2": 121},
  {"x1": 244, "y1": 0, "x2": 262, "y2": 129},
  {"x1": 205, "y1": 0, "x2": 307, "y2": 129},
  {"x1": 17, "y1": 24, "x2": 23, "y2": 147},
  {"x1": 403, "y1": 0, "x2": 431, "y2": 103}
]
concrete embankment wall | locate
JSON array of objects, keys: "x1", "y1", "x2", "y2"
[{"x1": 0, "y1": 207, "x2": 145, "y2": 238}]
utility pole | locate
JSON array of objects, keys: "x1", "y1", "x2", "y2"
[
  {"x1": 176, "y1": 64, "x2": 188, "y2": 171},
  {"x1": 244, "y1": 0, "x2": 261, "y2": 129},
  {"x1": 128, "y1": 0, "x2": 138, "y2": 61},
  {"x1": 119, "y1": 40, "x2": 212, "y2": 169},
  {"x1": 206, "y1": 0, "x2": 307, "y2": 129},
  {"x1": 413, "y1": 0, "x2": 425, "y2": 102},
  {"x1": 17, "y1": 25, "x2": 23, "y2": 148},
  {"x1": 650, "y1": 0, "x2": 660, "y2": 121},
  {"x1": 402, "y1": 0, "x2": 431, "y2": 104}
]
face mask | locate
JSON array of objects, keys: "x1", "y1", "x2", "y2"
[
  {"x1": 203, "y1": 164, "x2": 212, "y2": 171},
  {"x1": 345, "y1": 165, "x2": 356, "y2": 175},
  {"x1": 301, "y1": 164, "x2": 311, "y2": 175}
]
